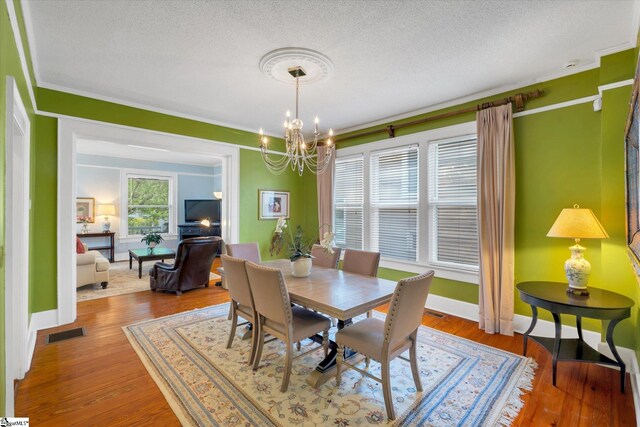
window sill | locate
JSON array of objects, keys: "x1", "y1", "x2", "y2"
[
  {"x1": 119, "y1": 234, "x2": 179, "y2": 243},
  {"x1": 379, "y1": 259, "x2": 479, "y2": 285}
]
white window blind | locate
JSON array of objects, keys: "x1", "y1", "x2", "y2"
[
  {"x1": 334, "y1": 157, "x2": 363, "y2": 250},
  {"x1": 429, "y1": 137, "x2": 478, "y2": 267},
  {"x1": 371, "y1": 146, "x2": 418, "y2": 262}
]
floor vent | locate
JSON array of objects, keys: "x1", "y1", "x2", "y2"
[
  {"x1": 424, "y1": 309, "x2": 445, "y2": 318},
  {"x1": 45, "y1": 327, "x2": 86, "y2": 344}
]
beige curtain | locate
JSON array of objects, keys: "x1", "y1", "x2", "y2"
[
  {"x1": 317, "y1": 146, "x2": 335, "y2": 239},
  {"x1": 477, "y1": 104, "x2": 515, "y2": 336}
]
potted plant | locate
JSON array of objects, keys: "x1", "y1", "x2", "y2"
[
  {"x1": 141, "y1": 232, "x2": 164, "y2": 249},
  {"x1": 270, "y1": 217, "x2": 334, "y2": 277}
]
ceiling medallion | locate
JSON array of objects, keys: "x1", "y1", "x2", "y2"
[
  {"x1": 259, "y1": 47, "x2": 334, "y2": 85},
  {"x1": 258, "y1": 63, "x2": 334, "y2": 176}
]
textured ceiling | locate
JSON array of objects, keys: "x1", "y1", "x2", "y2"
[{"x1": 23, "y1": 0, "x2": 638, "y2": 136}]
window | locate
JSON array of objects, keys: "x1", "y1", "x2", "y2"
[
  {"x1": 333, "y1": 122, "x2": 478, "y2": 283},
  {"x1": 428, "y1": 137, "x2": 478, "y2": 267},
  {"x1": 371, "y1": 146, "x2": 418, "y2": 261},
  {"x1": 125, "y1": 174, "x2": 174, "y2": 236},
  {"x1": 334, "y1": 157, "x2": 363, "y2": 250}
]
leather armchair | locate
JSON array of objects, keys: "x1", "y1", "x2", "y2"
[{"x1": 150, "y1": 236, "x2": 222, "y2": 295}]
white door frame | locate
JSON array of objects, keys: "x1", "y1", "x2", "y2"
[
  {"x1": 4, "y1": 77, "x2": 31, "y2": 417},
  {"x1": 57, "y1": 118, "x2": 240, "y2": 325}
]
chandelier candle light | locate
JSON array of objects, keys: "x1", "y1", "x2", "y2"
[
  {"x1": 547, "y1": 204, "x2": 609, "y2": 295},
  {"x1": 259, "y1": 66, "x2": 335, "y2": 176}
]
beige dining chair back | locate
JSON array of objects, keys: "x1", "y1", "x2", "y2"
[
  {"x1": 335, "y1": 270, "x2": 435, "y2": 420},
  {"x1": 220, "y1": 255, "x2": 258, "y2": 364},
  {"x1": 226, "y1": 242, "x2": 261, "y2": 263},
  {"x1": 342, "y1": 249, "x2": 380, "y2": 277},
  {"x1": 311, "y1": 244, "x2": 342, "y2": 269},
  {"x1": 245, "y1": 261, "x2": 331, "y2": 392}
]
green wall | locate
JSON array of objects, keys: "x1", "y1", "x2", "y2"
[
  {"x1": 1, "y1": 0, "x2": 38, "y2": 414},
  {"x1": 338, "y1": 50, "x2": 639, "y2": 351}
]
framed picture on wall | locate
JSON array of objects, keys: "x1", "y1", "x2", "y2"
[
  {"x1": 259, "y1": 190, "x2": 290, "y2": 220},
  {"x1": 76, "y1": 197, "x2": 95, "y2": 223}
]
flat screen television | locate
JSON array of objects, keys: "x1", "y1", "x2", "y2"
[{"x1": 184, "y1": 199, "x2": 221, "y2": 223}]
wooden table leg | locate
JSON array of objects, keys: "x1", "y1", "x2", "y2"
[
  {"x1": 523, "y1": 305, "x2": 538, "y2": 355},
  {"x1": 605, "y1": 318, "x2": 626, "y2": 392},
  {"x1": 138, "y1": 260, "x2": 143, "y2": 279},
  {"x1": 552, "y1": 312, "x2": 562, "y2": 387},
  {"x1": 129, "y1": 254, "x2": 132, "y2": 269}
]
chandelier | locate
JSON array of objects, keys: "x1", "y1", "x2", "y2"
[{"x1": 259, "y1": 66, "x2": 334, "y2": 176}]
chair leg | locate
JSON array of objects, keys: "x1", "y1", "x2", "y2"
[
  {"x1": 336, "y1": 343, "x2": 344, "y2": 386},
  {"x1": 295, "y1": 341, "x2": 301, "y2": 351},
  {"x1": 381, "y1": 359, "x2": 395, "y2": 420},
  {"x1": 248, "y1": 316, "x2": 259, "y2": 365},
  {"x1": 226, "y1": 303, "x2": 238, "y2": 349},
  {"x1": 366, "y1": 310, "x2": 372, "y2": 318},
  {"x1": 281, "y1": 341, "x2": 294, "y2": 393},
  {"x1": 322, "y1": 329, "x2": 329, "y2": 357},
  {"x1": 252, "y1": 318, "x2": 265, "y2": 371},
  {"x1": 409, "y1": 340, "x2": 422, "y2": 392},
  {"x1": 365, "y1": 357, "x2": 370, "y2": 368}
]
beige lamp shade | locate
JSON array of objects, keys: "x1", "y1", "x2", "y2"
[
  {"x1": 547, "y1": 205, "x2": 609, "y2": 239},
  {"x1": 96, "y1": 204, "x2": 116, "y2": 216}
]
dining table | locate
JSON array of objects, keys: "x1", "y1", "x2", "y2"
[{"x1": 258, "y1": 259, "x2": 399, "y2": 388}]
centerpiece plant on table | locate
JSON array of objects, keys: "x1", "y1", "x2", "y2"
[{"x1": 270, "y1": 217, "x2": 335, "y2": 277}]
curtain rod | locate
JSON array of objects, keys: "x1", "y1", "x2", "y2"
[{"x1": 330, "y1": 89, "x2": 544, "y2": 144}]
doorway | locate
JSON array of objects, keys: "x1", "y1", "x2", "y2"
[
  {"x1": 57, "y1": 118, "x2": 239, "y2": 324},
  {"x1": 4, "y1": 77, "x2": 31, "y2": 416}
]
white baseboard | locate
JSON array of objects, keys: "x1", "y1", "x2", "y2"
[
  {"x1": 26, "y1": 309, "x2": 60, "y2": 371},
  {"x1": 425, "y1": 294, "x2": 637, "y2": 371},
  {"x1": 630, "y1": 355, "x2": 640, "y2": 425}
]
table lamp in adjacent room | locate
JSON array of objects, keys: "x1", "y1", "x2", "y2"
[
  {"x1": 96, "y1": 204, "x2": 116, "y2": 233},
  {"x1": 547, "y1": 204, "x2": 609, "y2": 295}
]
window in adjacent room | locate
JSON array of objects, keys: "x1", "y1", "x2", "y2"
[{"x1": 124, "y1": 173, "x2": 175, "y2": 237}]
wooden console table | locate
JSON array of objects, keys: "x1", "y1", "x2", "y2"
[
  {"x1": 77, "y1": 232, "x2": 115, "y2": 263},
  {"x1": 517, "y1": 281, "x2": 634, "y2": 392}
]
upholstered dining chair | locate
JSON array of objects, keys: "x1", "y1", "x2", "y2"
[
  {"x1": 245, "y1": 261, "x2": 331, "y2": 392},
  {"x1": 220, "y1": 254, "x2": 258, "y2": 364},
  {"x1": 342, "y1": 249, "x2": 380, "y2": 277},
  {"x1": 342, "y1": 249, "x2": 381, "y2": 317},
  {"x1": 226, "y1": 242, "x2": 261, "y2": 262},
  {"x1": 311, "y1": 244, "x2": 342, "y2": 269},
  {"x1": 335, "y1": 270, "x2": 435, "y2": 420}
]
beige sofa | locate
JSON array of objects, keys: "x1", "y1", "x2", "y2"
[{"x1": 77, "y1": 243, "x2": 110, "y2": 288}]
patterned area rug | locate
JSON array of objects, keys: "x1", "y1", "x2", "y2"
[
  {"x1": 77, "y1": 261, "x2": 221, "y2": 301},
  {"x1": 124, "y1": 304, "x2": 536, "y2": 426}
]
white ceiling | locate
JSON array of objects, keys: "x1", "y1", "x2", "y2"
[
  {"x1": 23, "y1": 0, "x2": 639, "y2": 136},
  {"x1": 76, "y1": 138, "x2": 223, "y2": 168}
]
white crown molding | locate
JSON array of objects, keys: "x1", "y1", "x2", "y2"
[
  {"x1": 35, "y1": 81, "x2": 283, "y2": 137},
  {"x1": 598, "y1": 79, "x2": 635, "y2": 97},
  {"x1": 36, "y1": 109, "x2": 286, "y2": 156},
  {"x1": 6, "y1": 0, "x2": 37, "y2": 110}
]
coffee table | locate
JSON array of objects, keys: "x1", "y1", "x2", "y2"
[{"x1": 128, "y1": 247, "x2": 176, "y2": 279}]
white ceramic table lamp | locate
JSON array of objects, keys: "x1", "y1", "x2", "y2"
[
  {"x1": 547, "y1": 204, "x2": 609, "y2": 294},
  {"x1": 96, "y1": 204, "x2": 116, "y2": 233}
]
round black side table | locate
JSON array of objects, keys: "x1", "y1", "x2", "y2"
[{"x1": 517, "y1": 281, "x2": 634, "y2": 392}]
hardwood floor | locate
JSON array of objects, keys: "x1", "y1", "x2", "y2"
[{"x1": 16, "y1": 263, "x2": 635, "y2": 426}]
